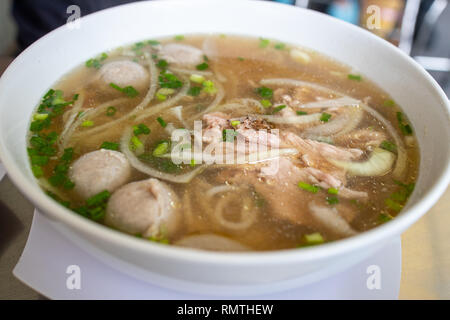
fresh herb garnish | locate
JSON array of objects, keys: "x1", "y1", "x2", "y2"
[
  {"x1": 100, "y1": 141, "x2": 119, "y2": 151},
  {"x1": 109, "y1": 83, "x2": 139, "y2": 98},
  {"x1": 157, "y1": 117, "x2": 167, "y2": 128},
  {"x1": 188, "y1": 86, "x2": 202, "y2": 96},
  {"x1": 380, "y1": 140, "x2": 397, "y2": 153},
  {"x1": 159, "y1": 70, "x2": 183, "y2": 89},
  {"x1": 396, "y1": 112, "x2": 413, "y2": 135},
  {"x1": 320, "y1": 113, "x2": 332, "y2": 122},
  {"x1": 298, "y1": 181, "x2": 319, "y2": 193},
  {"x1": 272, "y1": 105, "x2": 286, "y2": 114},
  {"x1": 348, "y1": 74, "x2": 362, "y2": 81},
  {"x1": 133, "y1": 123, "x2": 151, "y2": 136},
  {"x1": 85, "y1": 52, "x2": 108, "y2": 69},
  {"x1": 106, "y1": 106, "x2": 117, "y2": 116},
  {"x1": 255, "y1": 86, "x2": 273, "y2": 99},
  {"x1": 196, "y1": 62, "x2": 209, "y2": 70}
]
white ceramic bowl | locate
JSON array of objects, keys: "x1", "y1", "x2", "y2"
[{"x1": 1, "y1": 0, "x2": 449, "y2": 295}]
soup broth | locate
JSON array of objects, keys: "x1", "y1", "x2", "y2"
[{"x1": 28, "y1": 35, "x2": 419, "y2": 251}]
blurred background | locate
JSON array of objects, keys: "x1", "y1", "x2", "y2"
[{"x1": 0, "y1": 0, "x2": 449, "y2": 96}]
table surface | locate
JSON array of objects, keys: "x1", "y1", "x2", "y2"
[{"x1": 0, "y1": 174, "x2": 449, "y2": 299}]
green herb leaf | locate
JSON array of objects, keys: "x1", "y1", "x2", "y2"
[{"x1": 298, "y1": 181, "x2": 319, "y2": 193}]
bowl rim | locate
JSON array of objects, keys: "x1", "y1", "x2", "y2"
[{"x1": 1, "y1": 0, "x2": 449, "y2": 265}]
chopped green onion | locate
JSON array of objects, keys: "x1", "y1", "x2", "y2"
[
  {"x1": 156, "y1": 93, "x2": 167, "y2": 101},
  {"x1": 188, "y1": 87, "x2": 202, "y2": 96},
  {"x1": 133, "y1": 123, "x2": 151, "y2": 135},
  {"x1": 379, "y1": 213, "x2": 393, "y2": 223},
  {"x1": 326, "y1": 196, "x2": 339, "y2": 205},
  {"x1": 327, "y1": 187, "x2": 339, "y2": 195},
  {"x1": 202, "y1": 80, "x2": 217, "y2": 94},
  {"x1": 109, "y1": 83, "x2": 139, "y2": 98},
  {"x1": 320, "y1": 113, "x2": 332, "y2": 122},
  {"x1": 153, "y1": 141, "x2": 170, "y2": 156},
  {"x1": 86, "y1": 190, "x2": 111, "y2": 207},
  {"x1": 31, "y1": 155, "x2": 49, "y2": 166},
  {"x1": 298, "y1": 181, "x2": 319, "y2": 193},
  {"x1": 106, "y1": 106, "x2": 117, "y2": 116},
  {"x1": 259, "y1": 38, "x2": 270, "y2": 48},
  {"x1": 396, "y1": 112, "x2": 413, "y2": 136},
  {"x1": 348, "y1": 74, "x2": 362, "y2": 81},
  {"x1": 274, "y1": 43, "x2": 285, "y2": 50},
  {"x1": 380, "y1": 140, "x2": 397, "y2": 153},
  {"x1": 100, "y1": 141, "x2": 119, "y2": 151},
  {"x1": 384, "y1": 99, "x2": 395, "y2": 107},
  {"x1": 231, "y1": 120, "x2": 241, "y2": 127},
  {"x1": 303, "y1": 232, "x2": 324, "y2": 245},
  {"x1": 147, "y1": 40, "x2": 160, "y2": 46},
  {"x1": 190, "y1": 159, "x2": 196, "y2": 167},
  {"x1": 85, "y1": 52, "x2": 108, "y2": 69},
  {"x1": 31, "y1": 165, "x2": 44, "y2": 178},
  {"x1": 190, "y1": 74, "x2": 205, "y2": 83},
  {"x1": 296, "y1": 111, "x2": 308, "y2": 116},
  {"x1": 261, "y1": 99, "x2": 272, "y2": 108},
  {"x1": 157, "y1": 59, "x2": 168, "y2": 69},
  {"x1": 81, "y1": 120, "x2": 94, "y2": 127},
  {"x1": 273, "y1": 105, "x2": 286, "y2": 114},
  {"x1": 130, "y1": 135, "x2": 143, "y2": 151},
  {"x1": 237, "y1": 57, "x2": 245, "y2": 61},
  {"x1": 157, "y1": 117, "x2": 167, "y2": 128},
  {"x1": 174, "y1": 35, "x2": 185, "y2": 41},
  {"x1": 159, "y1": 71, "x2": 183, "y2": 89},
  {"x1": 385, "y1": 198, "x2": 403, "y2": 212},
  {"x1": 157, "y1": 88, "x2": 175, "y2": 96},
  {"x1": 196, "y1": 62, "x2": 209, "y2": 70},
  {"x1": 255, "y1": 86, "x2": 273, "y2": 99},
  {"x1": 33, "y1": 113, "x2": 49, "y2": 120}
]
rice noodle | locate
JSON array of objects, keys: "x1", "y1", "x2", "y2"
[
  {"x1": 206, "y1": 185, "x2": 236, "y2": 197},
  {"x1": 61, "y1": 97, "x2": 128, "y2": 146},
  {"x1": 62, "y1": 90, "x2": 85, "y2": 123},
  {"x1": 213, "y1": 193, "x2": 257, "y2": 231},
  {"x1": 260, "y1": 78, "x2": 407, "y2": 179},
  {"x1": 120, "y1": 128, "x2": 205, "y2": 183}
]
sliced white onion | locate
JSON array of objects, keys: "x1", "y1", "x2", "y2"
[
  {"x1": 304, "y1": 106, "x2": 363, "y2": 137},
  {"x1": 299, "y1": 96, "x2": 360, "y2": 109},
  {"x1": 255, "y1": 112, "x2": 322, "y2": 124},
  {"x1": 329, "y1": 147, "x2": 395, "y2": 176}
]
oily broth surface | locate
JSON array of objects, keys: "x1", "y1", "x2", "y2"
[{"x1": 31, "y1": 35, "x2": 419, "y2": 251}]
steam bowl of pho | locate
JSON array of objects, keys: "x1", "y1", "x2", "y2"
[{"x1": 0, "y1": 0, "x2": 449, "y2": 294}]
